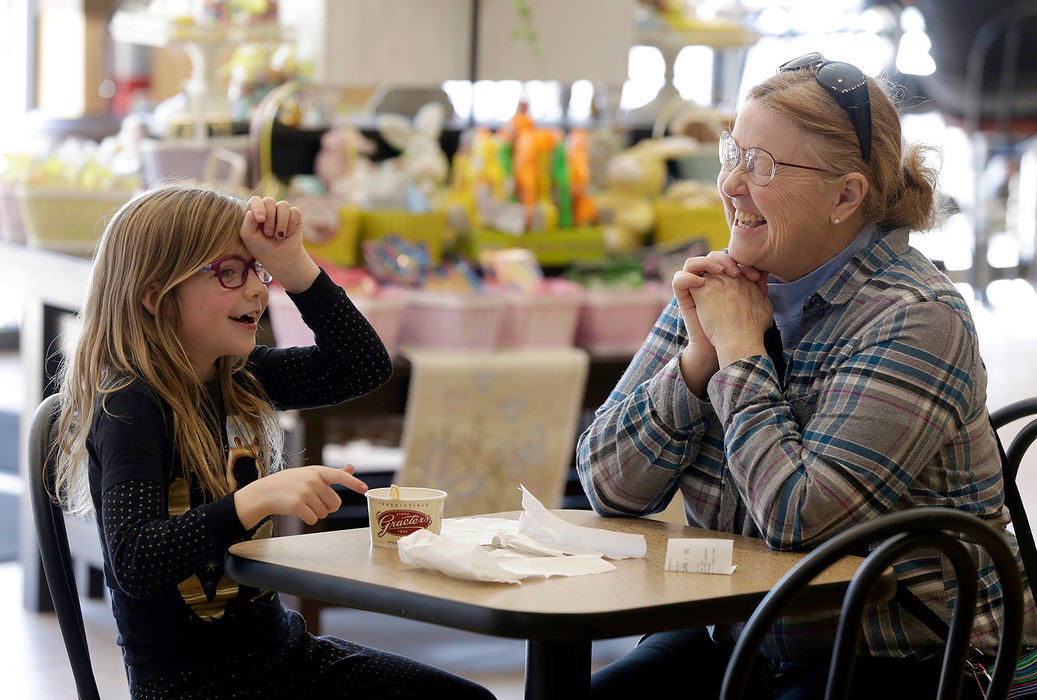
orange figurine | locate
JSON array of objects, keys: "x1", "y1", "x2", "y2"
[{"x1": 566, "y1": 129, "x2": 597, "y2": 226}]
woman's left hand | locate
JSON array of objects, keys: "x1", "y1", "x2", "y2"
[
  {"x1": 689, "y1": 256, "x2": 774, "y2": 368},
  {"x1": 240, "y1": 196, "x2": 320, "y2": 293}
]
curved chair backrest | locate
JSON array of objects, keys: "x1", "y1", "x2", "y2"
[
  {"x1": 990, "y1": 397, "x2": 1037, "y2": 608},
  {"x1": 719, "y1": 508, "x2": 1025, "y2": 700},
  {"x1": 964, "y1": 0, "x2": 1037, "y2": 134},
  {"x1": 27, "y1": 393, "x2": 101, "y2": 700}
]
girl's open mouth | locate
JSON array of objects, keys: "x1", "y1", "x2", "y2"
[{"x1": 230, "y1": 312, "x2": 258, "y2": 326}]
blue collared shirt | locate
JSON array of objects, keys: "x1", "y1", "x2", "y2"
[{"x1": 769, "y1": 224, "x2": 879, "y2": 346}]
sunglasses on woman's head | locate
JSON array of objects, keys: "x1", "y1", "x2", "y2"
[
  {"x1": 778, "y1": 52, "x2": 872, "y2": 163},
  {"x1": 200, "y1": 256, "x2": 273, "y2": 290}
]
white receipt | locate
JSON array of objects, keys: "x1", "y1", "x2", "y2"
[{"x1": 664, "y1": 538, "x2": 737, "y2": 575}]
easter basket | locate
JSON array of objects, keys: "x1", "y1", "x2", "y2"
[
  {"x1": 18, "y1": 185, "x2": 135, "y2": 256},
  {"x1": 652, "y1": 200, "x2": 729, "y2": 252},
  {"x1": 360, "y1": 210, "x2": 448, "y2": 265},
  {"x1": 463, "y1": 226, "x2": 607, "y2": 267},
  {"x1": 574, "y1": 283, "x2": 671, "y2": 357},
  {"x1": 399, "y1": 292, "x2": 506, "y2": 351},
  {"x1": 268, "y1": 286, "x2": 406, "y2": 355},
  {"x1": 302, "y1": 206, "x2": 362, "y2": 267}
]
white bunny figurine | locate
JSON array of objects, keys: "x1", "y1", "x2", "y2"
[{"x1": 376, "y1": 102, "x2": 450, "y2": 212}]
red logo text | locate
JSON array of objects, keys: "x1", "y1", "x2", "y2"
[{"x1": 377, "y1": 509, "x2": 433, "y2": 538}]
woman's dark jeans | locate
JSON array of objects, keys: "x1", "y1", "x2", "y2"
[{"x1": 589, "y1": 628, "x2": 986, "y2": 700}]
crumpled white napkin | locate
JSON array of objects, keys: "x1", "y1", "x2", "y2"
[
  {"x1": 516, "y1": 485, "x2": 647, "y2": 559},
  {"x1": 440, "y1": 517, "x2": 520, "y2": 545},
  {"x1": 491, "y1": 531, "x2": 601, "y2": 557},
  {"x1": 397, "y1": 529, "x2": 615, "y2": 583},
  {"x1": 395, "y1": 485, "x2": 645, "y2": 582}
]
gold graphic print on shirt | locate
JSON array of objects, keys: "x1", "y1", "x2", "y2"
[{"x1": 169, "y1": 434, "x2": 273, "y2": 621}]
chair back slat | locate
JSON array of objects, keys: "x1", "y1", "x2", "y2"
[
  {"x1": 1004, "y1": 420, "x2": 1037, "y2": 608},
  {"x1": 990, "y1": 398, "x2": 1037, "y2": 612},
  {"x1": 718, "y1": 508, "x2": 1026, "y2": 700},
  {"x1": 27, "y1": 393, "x2": 101, "y2": 700}
]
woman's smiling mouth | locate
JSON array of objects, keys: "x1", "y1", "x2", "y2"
[{"x1": 734, "y1": 209, "x2": 767, "y2": 229}]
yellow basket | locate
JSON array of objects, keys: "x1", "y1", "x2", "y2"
[
  {"x1": 303, "y1": 206, "x2": 361, "y2": 267},
  {"x1": 652, "y1": 201, "x2": 730, "y2": 252},
  {"x1": 360, "y1": 210, "x2": 448, "y2": 263},
  {"x1": 18, "y1": 185, "x2": 135, "y2": 256},
  {"x1": 464, "y1": 227, "x2": 607, "y2": 267}
]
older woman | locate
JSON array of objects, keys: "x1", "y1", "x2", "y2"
[{"x1": 577, "y1": 53, "x2": 1036, "y2": 698}]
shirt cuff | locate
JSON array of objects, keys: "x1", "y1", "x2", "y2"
[
  {"x1": 646, "y1": 353, "x2": 713, "y2": 434},
  {"x1": 206, "y1": 493, "x2": 249, "y2": 543},
  {"x1": 707, "y1": 354, "x2": 783, "y2": 425}
]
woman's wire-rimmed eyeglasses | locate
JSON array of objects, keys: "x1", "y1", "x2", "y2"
[
  {"x1": 778, "y1": 52, "x2": 872, "y2": 163},
  {"x1": 200, "y1": 256, "x2": 273, "y2": 290},
  {"x1": 718, "y1": 131, "x2": 828, "y2": 187}
]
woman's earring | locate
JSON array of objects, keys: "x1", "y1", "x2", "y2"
[{"x1": 833, "y1": 218, "x2": 841, "y2": 224}]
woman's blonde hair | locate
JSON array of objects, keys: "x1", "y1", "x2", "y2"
[
  {"x1": 748, "y1": 67, "x2": 940, "y2": 232},
  {"x1": 54, "y1": 185, "x2": 283, "y2": 516}
]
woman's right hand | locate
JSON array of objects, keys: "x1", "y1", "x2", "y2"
[
  {"x1": 234, "y1": 465, "x2": 368, "y2": 530},
  {"x1": 672, "y1": 255, "x2": 725, "y2": 395},
  {"x1": 672, "y1": 255, "x2": 726, "y2": 349},
  {"x1": 672, "y1": 252, "x2": 768, "y2": 394}
]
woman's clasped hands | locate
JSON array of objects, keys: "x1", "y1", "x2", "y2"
[{"x1": 672, "y1": 251, "x2": 774, "y2": 377}]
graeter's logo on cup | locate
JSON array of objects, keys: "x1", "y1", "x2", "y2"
[{"x1": 377, "y1": 509, "x2": 432, "y2": 538}]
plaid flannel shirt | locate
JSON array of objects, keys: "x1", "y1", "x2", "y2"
[{"x1": 577, "y1": 228, "x2": 1036, "y2": 661}]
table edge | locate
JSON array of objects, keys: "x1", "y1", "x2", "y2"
[{"x1": 225, "y1": 551, "x2": 892, "y2": 642}]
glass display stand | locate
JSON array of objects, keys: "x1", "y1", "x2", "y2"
[
  {"x1": 625, "y1": 24, "x2": 759, "y2": 127},
  {"x1": 109, "y1": 10, "x2": 291, "y2": 143}
]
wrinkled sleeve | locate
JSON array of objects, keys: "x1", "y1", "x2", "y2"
[
  {"x1": 93, "y1": 391, "x2": 246, "y2": 598},
  {"x1": 249, "y1": 269, "x2": 393, "y2": 410},
  {"x1": 576, "y1": 298, "x2": 726, "y2": 521},
  {"x1": 708, "y1": 301, "x2": 978, "y2": 549}
]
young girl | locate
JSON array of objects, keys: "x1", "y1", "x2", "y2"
[{"x1": 53, "y1": 185, "x2": 494, "y2": 699}]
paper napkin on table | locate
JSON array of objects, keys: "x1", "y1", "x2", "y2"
[
  {"x1": 397, "y1": 529, "x2": 615, "y2": 584},
  {"x1": 395, "y1": 485, "x2": 645, "y2": 582},
  {"x1": 516, "y1": 485, "x2": 647, "y2": 560},
  {"x1": 491, "y1": 531, "x2": 602, "y2": 557},
  {"x1": 440, "y1": 517, "x2": 520, "y2": 545}
]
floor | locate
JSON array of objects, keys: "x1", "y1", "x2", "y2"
[
  {"x1": 1, "y1": 278, "x2": 1037, "y2": 698},
  {"x1": 0, "y1": 560, "x2": 638, "y2": 699}
]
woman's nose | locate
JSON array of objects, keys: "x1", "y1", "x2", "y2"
[{"x1": 718, "y1": 164, "x2": 749, "y2": 198}]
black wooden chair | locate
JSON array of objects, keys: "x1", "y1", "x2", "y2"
[
  {"x1": 27, "y1": 393, "x2": 101, "y2": 700},
  {"x1": 719, "y1": 508, "x2": 1026, "y2": 700},
  {"x1": 990, "y1": 397, "x2": 1037, "y2": 608},
  {"x1": 990, "y1": 398, "x2": 1037, "y2": 699}
]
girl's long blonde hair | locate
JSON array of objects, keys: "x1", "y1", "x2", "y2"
[{"x1": 54, "y1": 185, "x2": 284, "y2": 517}]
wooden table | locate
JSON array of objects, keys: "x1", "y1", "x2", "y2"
[{"x1": 226, "y1": 509, "x2": 893, "y2": 699}]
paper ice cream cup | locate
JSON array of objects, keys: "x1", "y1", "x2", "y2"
[{"x1": 365, "y1": 486, "x2": 447, "y2": 547}]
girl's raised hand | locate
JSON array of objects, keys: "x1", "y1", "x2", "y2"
[
  {"x1": 243, "y1": 195, "x2": 302, "y2": 241},
  {"x1": 240, "y1": 196, "x2": 319, "y2": 293},
  {"x1": 234, "y1": 465, "x2": 368, "y2": 529}
]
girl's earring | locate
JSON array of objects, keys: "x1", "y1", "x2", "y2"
[{"x1": 833, "y1": 218, "x2": 841, "y2": 224}]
